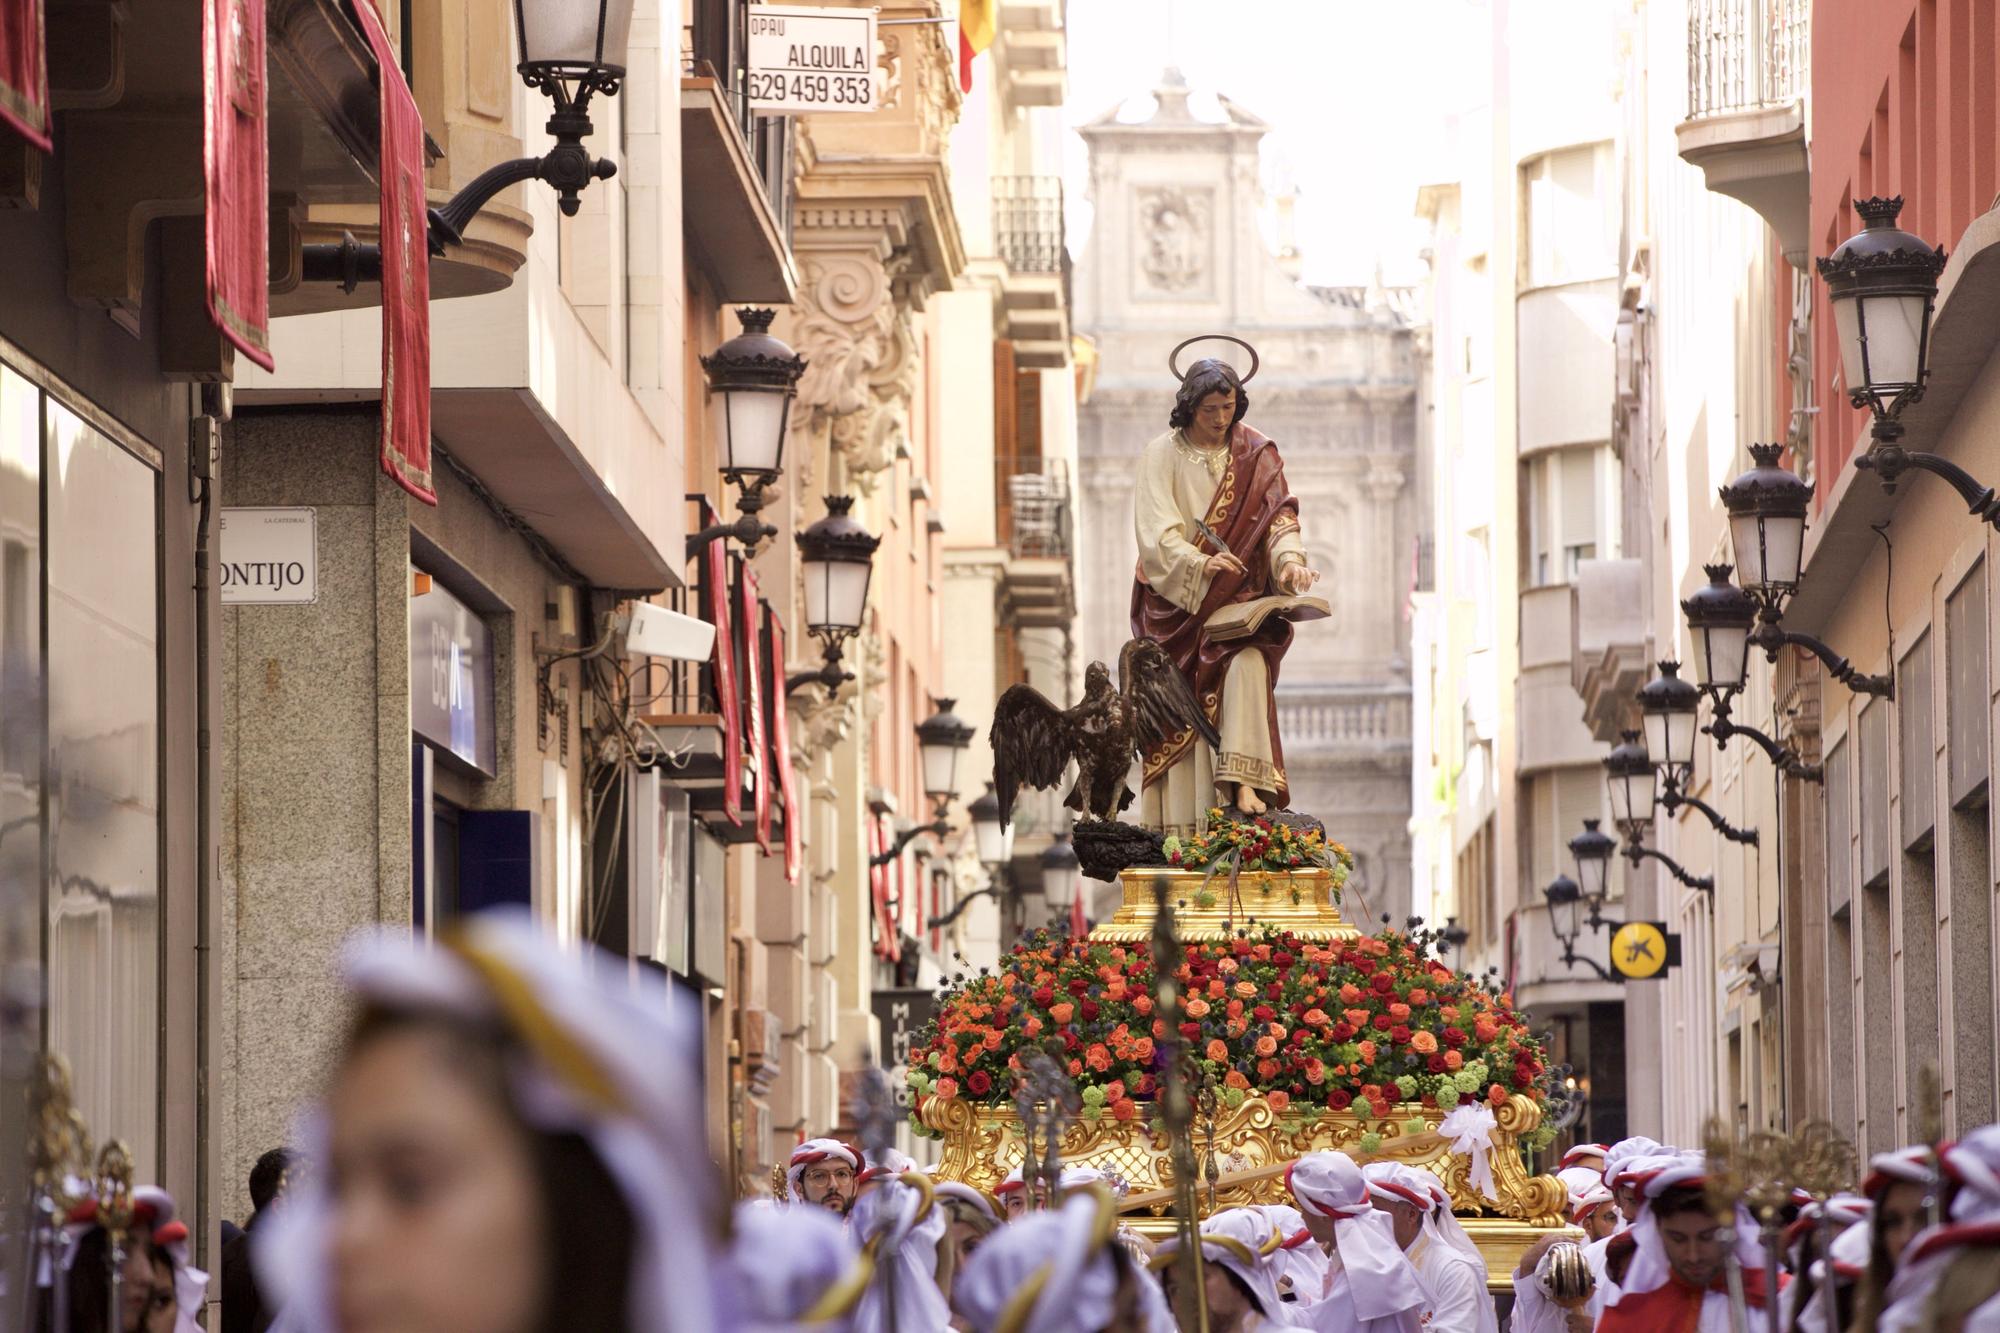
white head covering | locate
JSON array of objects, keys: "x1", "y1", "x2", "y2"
[
  {"x1": 1149, "y1": 1206, "x2": 1288, "y2": 1321},
  {"x1": 849, "y1": 1171, "x2": 952, "y2": 1333},
  {"x1": 934, "y1": 1180, "x2": 1003, "y2": 1225},
  {"x1": 1249, "y1": 1202, "x2": 1327, "y2": 1303},
  {"x1": 955, "y1": 1188, "x2": 1173, "y2": 1333},
  {"x1": 1288, "y1": 1151, "x2": 1427, "y2": 1323},
  {"x1": 1863, "y1": 1143, "x2": 1940, "y2": 1199},
  {"x1": 254, "y1": 908, "x2": 730, "y2": 1333},
  {"x1": 1557, "y1": 1165, "x2": 1605, "y2": 1200},
  {"x1": 1871, "y1": 1126, "x2": 2000, "y2": 1333},
  {"x1": 1570, "y1": 1181, "x2": 1616, "y2": 1226},
  {"x1": 859, "y1": 1146, "x2": 920, "y2": 1186},
  {"x1": 725, "y1": 1200, "x2": 868, "y2": 1331},
  {"x1": 1600, "y1": 1158, "x2": 1766, "y2": 1310},
  {"x1": 1943, "y1": 1124, "x2": 2000, "y2": 1222},
  {"x1": 127, "y1": 1185, "x2": 208, "y2": 1333},
  {"x1": 1600, "y1": 1136, "x2": 1666, "y2": 1180},
  {"x1": 790, "y1": 1138, "x2": 866, "y2": 1202},
  {"x1": 1560, "y1": 1142, "x2": 1610, "y2": 1170}
]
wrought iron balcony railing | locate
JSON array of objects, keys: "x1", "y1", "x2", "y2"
[
  {"x1": 993, "y1": 175, "x2": 1066, "y2": 276},
  {"x1": 1687, "y1": 0, "x2": 1808, "y2": 120}
]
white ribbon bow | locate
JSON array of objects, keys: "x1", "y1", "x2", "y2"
[{"x1": 1438, "y1": 1103, "x2": 1500, "y2": 1201}]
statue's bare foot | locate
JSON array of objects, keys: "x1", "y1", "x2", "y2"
[{"x1": 1236, "y1": 784, "x2": 1267, "y2": 815}]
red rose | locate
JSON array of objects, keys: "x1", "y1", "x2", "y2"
[
  {"x1": 1275, "y1": 951, "x2": 1295, "y2": 967},
  {"x1": 1138, "y1": 1075, "x2": 1158, "y2": 1095},
  {"x1": 1390, "y1": 1025, "x2": 1412, "y2": 1045},
  {"x1": 1180, "y1": 1022, "x2": 1202, "y2": 1040},
  {"x1": 1062, "y1": 1030, "x2": 1080, "y2": 1052},
  {"x1": 1371, "y1": 972, "x2": 1396, "y2": 995},
  {"x1": 1371, "y1": 1013, "x2": 1394, "y2": 1031},
  {"x1": 1513, "y1": 1068, "x2": 1533, "y2": 1088},
  {"x1": 1427, "y1": 1054, "x2": 1448, "y2": 1073},
  {"x1": 1253, "y1": 1005, "x2": 1275, "y2": 1022},
  {"x1": 967, "y1": 1070, "x2": 993, "y2": 1095},
  {"x1": 1033, "y1": 987, "x2": 1054, "y2": 1007},
  {"x1": 1081, "y1": 1000, "x2": 1101, "y2": 1021},
  {"x1": 1442, "y1": 1026, "x2": 1467, "y2": 1048},
  {"x1": 1329, "y1": 1090, "x2": 1354, "y2": 1110},
  {"x1": 1290, "y1": 1030, "x2": 1308, "y2": 1046},
  {"x1": 1352, "y1": 956, "x2": 1377, "y2": 976},
  {"x1": 1068, "y1": 978, "x2": 1090, "y2": 995},
  {"x1": 1331, "y1": 1022, "x2": 1356, "y2": 1041}
]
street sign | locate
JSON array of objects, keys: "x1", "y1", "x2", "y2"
[
  {"x1": 871, "y1": 986, "x2": 935, "y2": 1070},
  {"x1": 1610, "y1": 921, "x2": 1681, "y2": 980},
  {"x1": 219, "y1": 507, "x2": 317, "y2": 604},
  {"x1": 747, "y1": 5, "x2": 877, "y2": 113}
]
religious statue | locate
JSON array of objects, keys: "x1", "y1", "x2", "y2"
[{"x1": 1131, "y1": 338, "x2": 1325, "y2": 834}]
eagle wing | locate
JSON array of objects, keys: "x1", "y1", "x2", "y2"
[
  {"x1": 1119, "y1": 638, "x2": 1221, "y2": 755},
  {"x1": 991, "y1": 684, "x2": 1074, "y2": 829}
]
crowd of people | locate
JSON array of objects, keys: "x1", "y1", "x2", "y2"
[{"x1": 25, "y1": 914, "x2": 2000, "y2": 1331}]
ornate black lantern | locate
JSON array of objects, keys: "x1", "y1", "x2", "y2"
[
  {"x1": 917, "y1": 700, "x2": 977, "y2": 807},
  {"x1": 1543, "y1": 875, "x2": 1583, "y2": 948},
  {"x1": 1040, "y1": 834, "x2": 1081, "y2": 912},
  {"x1": 1637, "y1": 662, "x2": 1701, "y2": 778},
  {"x1": 1680, "y1": 564, "x2": 1758, "y2": 702},
  {"x1": 703, "y1": 309, "x2": 807, "y2": 498},
  {"x1": 1718, "y1": 444, "x2": 1812, "y2": 605},
  {"x1": 1603, "y1": 732, "x2": 1656, "y2": 835},
  {"x1": 1567, "y1": 819, "x2": 1617, "y2": 915},
  {"x1": 1817, "y1": 195, "x2": 1946, "y2": 418},
  {"x1": 969, "y1": 784, "x2": 1010, "y2": 867}
]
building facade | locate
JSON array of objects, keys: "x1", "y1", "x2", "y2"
[
  {"x1": 1408, "y1": 0, "x2": 1641, "y2": 1150},
  {"x1": 1073, "y1": 72, "x2": 1420, "y2": 913}
]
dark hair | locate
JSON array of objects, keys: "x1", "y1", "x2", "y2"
[
  {"x1": 56, "y1": 1226, "x2": 172, "y2": 1333},
  {"x1": 1219, "y1": 1262, "x2": 1266, "y2": 1317},
  {"x1": 249, "y1": 1146, "x2": 298, "y2": 1213},
  {"x1": 1650, "y1": 1183, "x2": 1713, "y2": 1222},
  {"x1": 1168, "y1": 359, "x2": 1250, "y2": 430},
  {"x1": 345, "y1": 1006, "x2": 639, "y2": 1333}
]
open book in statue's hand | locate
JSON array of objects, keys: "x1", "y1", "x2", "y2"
[{"x1": 1202, "y1": 594, "x2": 1331, "y2": 643}]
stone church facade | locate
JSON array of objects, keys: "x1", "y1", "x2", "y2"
[{"x1": 1075, "y1": 71, "x2": 1420, "y2": 912}]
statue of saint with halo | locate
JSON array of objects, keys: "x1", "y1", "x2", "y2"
[{"x1": 1131, "y1": 337, "x2": 1326, "y2": 836}]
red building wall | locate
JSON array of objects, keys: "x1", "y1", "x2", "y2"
[{"x1": 1810, "y1": 0, "x2": 2000, "y2": 494}]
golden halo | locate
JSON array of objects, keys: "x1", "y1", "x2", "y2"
[{"x1": 1168, "y1": 334, "x2": 1260, "y2": 384}]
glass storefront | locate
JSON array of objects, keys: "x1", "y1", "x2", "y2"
[{"x1": 0, "y1": 358, "x2": 163, "y2": 1178}]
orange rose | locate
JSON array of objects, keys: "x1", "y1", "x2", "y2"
[
  {"x1": 1267, "y1": 1090, "x2": 1291, "y2": 1114},
  {"x1": 1255, "y1": 1035, "x2": 1278, "y2": 1056},
  {"x1": 1206, "y1": 1039, "x2": 1229, "y2": 1062},
  {"x1": 1224, "y1": 1070, "x2": 1250, "y2": 1090},
  {"x1": 1339, "y1": 983, "x2": 1363, "y2": 1005},
  {"x1": 1409, "y1": 988, "x2": 1430, "y2": 1005},
  {"x1": 1344, "y1": 1009, "x2": 1371, "y2": 1029},
  {"x1": 1185, "y1": 998, "x2": 1210, "y2": 1018},
  {"x1": 1050, "y1": 1002, "x2": 1074, "y2": 1025},
  {"x1": 1226, "y1": 1019, "x2": 1248, "y2": 1038},
  {"x1": 1257, "y1": 1058, "x2": 1281, "y2": 1080},
  {"x1": 1443, "y1": 1049, "x2": 1464, "y2": 1070},
  {"x1": 1104, "y1": 1079, "x2": 1126, "y2": 1103},
  {"x1": 1152, "y1": 1019, "x2": 1169, "y2": 1040},
  {"x1": 1112, "y1": 1099, "x2": 1137, "y2": 1121},
  {"x1": 1440, "y1": 1005, "x2": 1460, "y2": 1022},
  {"x1": 1134, "y1": 1038, "x2": 1154, "y2": 1062},
  {"x1": 1304, "y1": 1008, "x2": 1330, "y2": 1027},
  {"x1": 1133, "y1": 994, "x2": 1155, "y2": 1015},
  {"x1": 1208, "y1": 978, "x2": 1227, "y2": 998},
  {"x1": 1087, "y1": 1043, "x2": 1113, "y2": 1072},
  {"x1": 1410, "y1": 1031, "x2": 1439, "y2": 1054},
  {"x1": 1357, "y1": 1040, "x2": 1378, "y2": 1064},
  {"x1": 1226, "y1": 1000, "x2": 1245, "y2": 1019},
  {"x1": 983, "y1": 1030, "x2": 1002, "y2": 1050},
  {"x1": 1233, "y1": 981, "x2": 1258, "y2": 998},
  {"x1": 1024, "y1": 1016, "x2": 1043, "y2": 1037},
  {"x1": 1488, "y1": 1084, "x2": 1509, "y2": 1107},
  {"x1": 939, "y1": 1050, "x2": 959, "y2": 1073},
  {"x1": 1217, "y1": 957, "x2": 1239, "y2": 974},
  {"x1": 1388, "y1": 1003, "x2": 1412, "y2": 1022}
]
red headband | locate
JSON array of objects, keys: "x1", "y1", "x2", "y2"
[
  {"x1": 1281, "y1": 1227, "x2": 1314, "y2": 1250},
  {"x1": 1367, "y1": 1179, "x2": 1431, "y2": 1211},
  {"x1": 1285, "y1": 1163, "x2": 1371, "y2": 1220}
]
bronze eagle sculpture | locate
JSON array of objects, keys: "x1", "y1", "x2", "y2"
[{"x1": 991, "y1": 638, "x2": 1221, "y2": 828}]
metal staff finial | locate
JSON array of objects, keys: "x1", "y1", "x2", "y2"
[
  {"x1": 95, "y1": 1140, "x2": 136, "y2": 1330},
  {"x1": 1150, "y1": 875, "x2": 1209, "y2": 1333},
  {"x1": 1015, "y1": 1047, "x2": 1078, "y2": 1211},
  {"x1": 26, "y1": 1055, "x2": 92, "y2": 1333},
  {"x1": 1701, "y1": 1117, "x2": 1753, "y2": 1333},
  {"x1": 851, "y1": 1063, "x2": 902, "y2": 1172}
]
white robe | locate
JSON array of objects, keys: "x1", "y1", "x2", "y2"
[
  {"x1": 1133, "y1": 429, "x2": 1307, "y2": 836},
  {"x1": 1292, "y1": 1255, "x2": 1427, "y2": 1333},
  {"x1": 1406, "y1": 1236, "x2": 1490, "y2": 1333}
]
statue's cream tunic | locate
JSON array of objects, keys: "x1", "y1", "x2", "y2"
[{"x1": 1134, "y1": 428, "x2": 1306, "y2": 836}]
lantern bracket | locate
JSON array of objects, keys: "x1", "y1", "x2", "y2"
[
  {"x1": 1746, "y1": 615, "x2": 1894, "y2": 697},
  {"x1": 871, "y1": 804, "x2": 953, "y2": 867},
  {"x1": 1556, "y1": 939, "x2": 1622, "y2": 984},
  {"x1": 1855, "y1": 424, "x2": 2000, "y2": 525},
  {"x1": 786, "y1": 642, "x2": 853, "y2": 696},
  {"x1": 685, "y1": 488, "x2": 779, "y2": 557},
  {"x1": 1621, "y1": 839, "x2": 1716, "y2": 894},
  {"x1": 1659, "y1": 777, "x2": 1760, "y2": 845},
  {"x1": 1704, "y1": 712, "x2": 1825, "y2": 784},
  {"x1": 927, "y1": 872, "x2": 1012, "y2": 932}
]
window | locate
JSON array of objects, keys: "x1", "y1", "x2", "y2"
[
  {"x1": 1858, "y1": 699, "x2": 1891, "y2": 889},
  {"x1": 1898, "y1": 632, "x2": 1935, "y2": 852},
  {"x1": 1824, "y1": 739, "x2": 1857, "y2": 1139},
  {"x1": 36, "y1": 382, "x2": 163, "y2": 1178},
  {"x1": 1897, "y1": 633, "x2": 1940, "y2": 1110},
  {"x1": 1520, "y1": 142, "x2": 1617, "y2": 288},
  {"x1": 1946, "y1": 563, "x2": 1996, "y2": 1123},
  {"x1": 1523, "y1": 767, "x2": 1605, "y2": 903},
  {"x1": 1522, "y1": 446, "x2": 1603, "y2": 587},
  {"x1": 1947, "y1": 563, "x2": 1989, "y2": 809}
]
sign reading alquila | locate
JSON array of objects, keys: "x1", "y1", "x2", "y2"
[{"x1": 746, "y1": 5, "x2": 876, "y2": 113}]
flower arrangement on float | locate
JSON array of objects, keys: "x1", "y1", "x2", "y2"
[
  {"x1": 907, "y1": 923, "x2": 1555, "y2": 1153},
  {"x1": 1162, "y1": 810, "x2": 1354, "y2": 899}
]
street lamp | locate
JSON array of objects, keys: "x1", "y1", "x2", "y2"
[
  {"x1": 1819, "y1": 195, "x2": 1945, "y2": 420},
  {"x1": 687, "y1": 311, "x2": 808, "y2": 554},
  {"x1": 969, "y1": 784, "x2": 1010, "y2": 867},
  {"x1": 1637, "y1": 662, "x2": 1701, "y2": 781},
  {"x1": 788, "y1": 496, "x2": 880, "y2": 693},
  {"x1": 1602, "y1": 731, "x2": 1656, "y2": 836},
  {"x1": 1041, "y1": 833, "x2": 1081, "y2": 920},
  {"x1": 1680, "y1": 564, "x2": 1758, "y2": 706},
  {"x1": 1567, "y1": 819, "x2": 1616, "y2": 925},
  {"x1": 918, "y1": 700, "x2": 977, "y2": 810},
  {"x1": 1543, "y1": 874, "x2": 1582, "y2": 947},
  {"x1": 1818, "y1": 198, "x2": 2000, "y2": 522}
]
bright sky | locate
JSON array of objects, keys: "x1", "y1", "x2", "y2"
[{"x1": 1060, "y1": 0, "x2": 1489, "y2": 287}]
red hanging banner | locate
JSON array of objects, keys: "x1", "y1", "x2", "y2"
[
  {"x1": 741, "y1": 569, "x2": 770, "y2": 855},
  {"x1": 707, "y1": 536, "x2": 741, "y2": 826},
  {"x1": 204, "y1": 0, "x2": 274, "y2": 370},
  {"x1": 765, "y1": 607, "x2": 801, "y2": 885},
  {"x1": 0, "y1": 0, "x2": 50, "y2": 152},
  {"x1": 350, "y1": 0, "x2": 435, "y2": 504}
]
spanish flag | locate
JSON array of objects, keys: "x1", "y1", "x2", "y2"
[{"x1": 958, "y1": 0, "x2": 995, "y2": 92}]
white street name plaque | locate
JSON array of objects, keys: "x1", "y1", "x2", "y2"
[
  {"x1": 220, "y1": 507, "x2": 318, "y2": 605},
  {"x1": 746, "y1": 5, "x2": 877, "y2": 113}
]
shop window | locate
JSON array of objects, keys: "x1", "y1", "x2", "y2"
[{"x1": 43, "y1": 392, "x2": 162, "y2": 1178}]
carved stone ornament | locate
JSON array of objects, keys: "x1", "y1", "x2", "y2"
[
  {"x1": 791, "y1": 254, "x2": 917, "y2": 494},
  {"x1": 793, "y1": 682, "x2": 857, "y2": 765},
  {"x1": 858, "y1": 630, "x2": 890, "y2": 724},
  {"x1": 1136, "y1": 187, "x2": 1212, "y2": 294}
]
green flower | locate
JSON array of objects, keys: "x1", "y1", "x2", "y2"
[
  {"x1": 1434, "y1": 1083, "x2": 1461, "y2": 1109},
  {"x1": 1403, "y1": 1116, "x2": 1428, "y2": 1137},
  {"x1": 1466, "y1": 1062, "x2": 1489, "y2": 1083},
  {"x1": 1082, "y1": 1104, "x2": 1104, "y2": 1122},
  {"x1": 1124, "y1": 1071, "x2": 1144, "y2": 1090},
  {"x1": 1359, "y1": 1131, "x2": 1384, "y2": 1154},
  {"x1": 1454, "y1": 1071, "x2": 1482, "y2": 1094},
  {"x1": 1081, "y1": 1084, "x2": 1107, "y2": 1106},
  {"x1": 1224, "y1": 1086, "x2": 1247, "y2": 1107},
  {"x1": 1394, "y1": 1076, "x2": 1419, "y2": 1100}
]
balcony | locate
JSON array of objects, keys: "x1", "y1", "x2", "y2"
[
  {"x1": 996, "y1": 0, "x2": 1066, "y2": 111},
  {"x1": 1518, "y1": 585, "x2": 1605, "y2": 774},
  {"x1": 679, "y1": 7, "x2": 798, "y2": 302},
  {"x1": 1275, "y1": 686, "x2": 1413, "y2": 759},
  {"x1": 992, "y1": 176, "x2": 1070, "y2": 369},
  {"x1": 1569, "y1": 559, "x2": 1649, "y2": 743},
  {"x1": 1675, "y1": 0, "x2": 1810, "y2": 267},
  {"x1": 998, "y1": 462, "x2": 1074, "y2": 628}
]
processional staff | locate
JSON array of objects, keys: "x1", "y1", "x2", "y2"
[
  {"x1": 1150, "y1": 874, "x2": 1209, "y2": 1333},
  {"x1": 26, "y1": 1055, "x2": 92, "y2": 1333}
]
